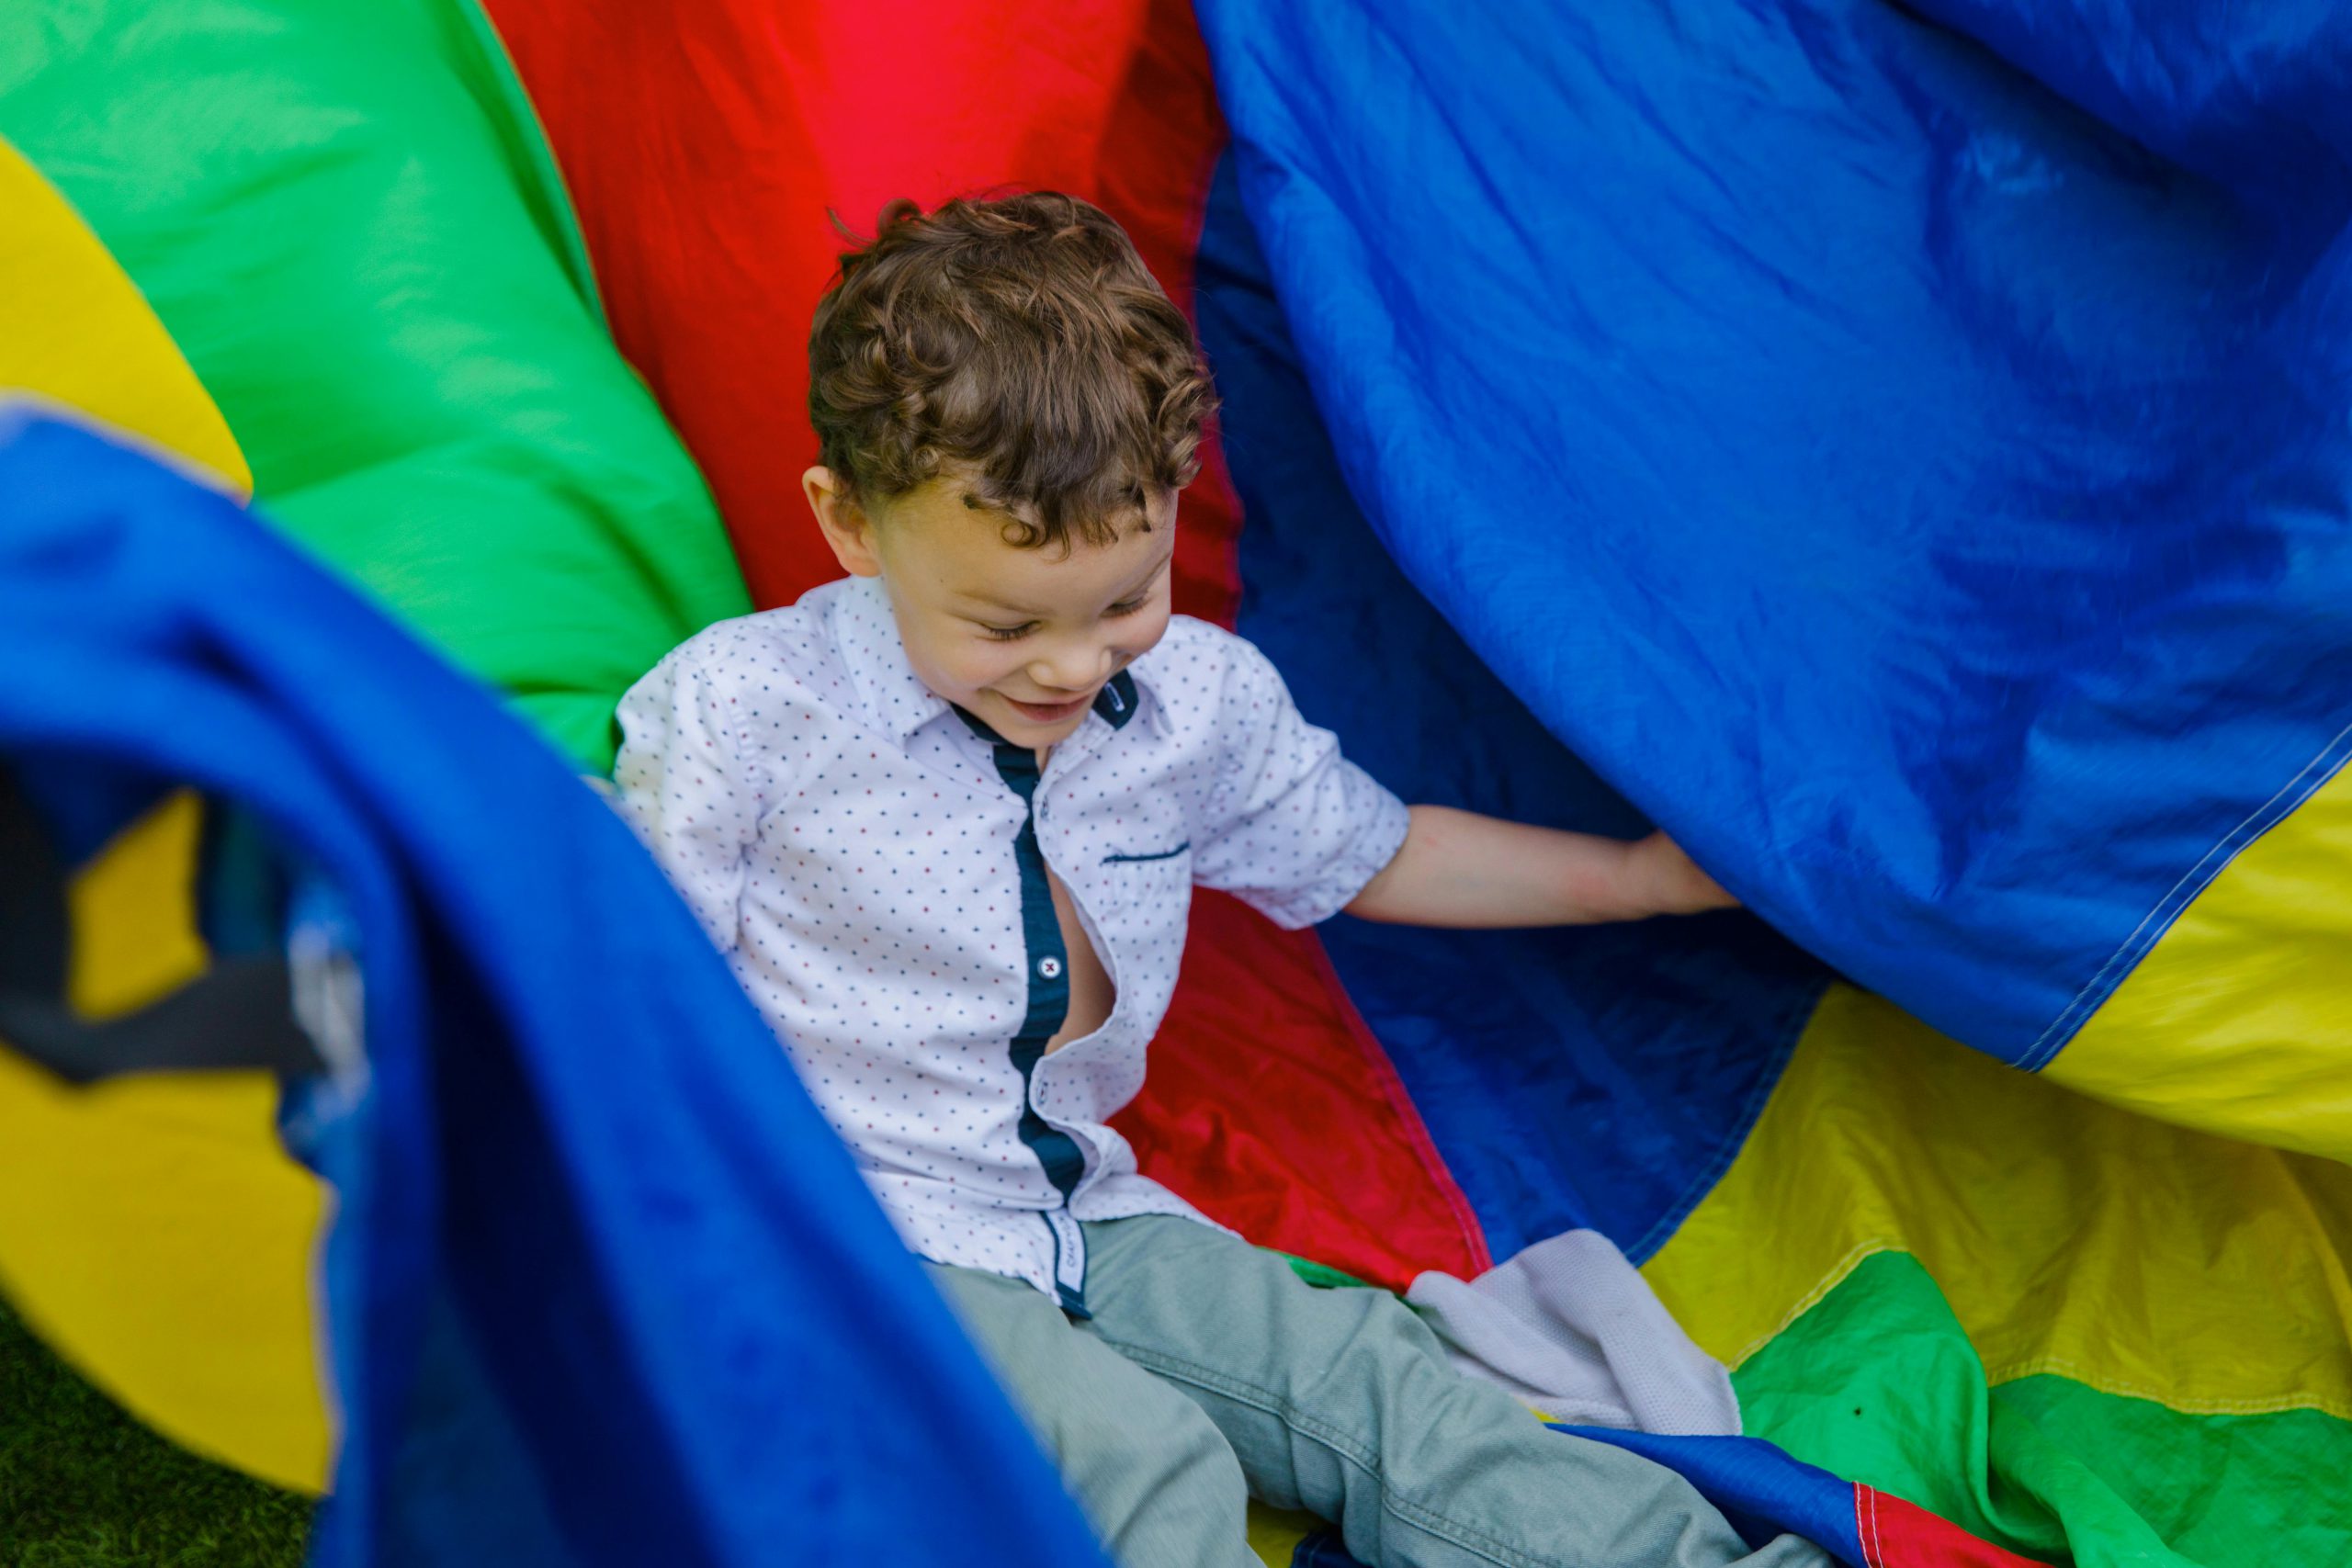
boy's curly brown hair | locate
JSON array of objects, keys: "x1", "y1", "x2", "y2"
[{"x1": 808, "y1": 192, "x2": 1215, "y2": 550}]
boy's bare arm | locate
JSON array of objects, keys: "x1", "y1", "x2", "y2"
[{"x1": 1343, "y1": 805, "x2": 1736, "y2": 928}]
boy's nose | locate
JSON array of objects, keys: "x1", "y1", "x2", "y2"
[{"x1": 1028, "y1": 642, "x2": 1114, "y2": 694}]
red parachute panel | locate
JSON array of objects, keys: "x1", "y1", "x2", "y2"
[{"x1": 484, "y1": 0, "x2": 1487, "y2": 1288}]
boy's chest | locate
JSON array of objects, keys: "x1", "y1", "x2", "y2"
[
  {"x1": 1045, "y1": 861, "x2": 1114, "y2": 1051},
  {"x1": 744, "y1": 731, "x2": 1201, "y2": 1001}
]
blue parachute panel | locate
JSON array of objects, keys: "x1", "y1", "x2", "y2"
[
  {"x1": 1194, "y1": 0, "x2": 2352, "y2": 1066},
  {"x1": 0, "y1": 413, "x2": 1106, "y2": 1568},
  {"x1": 1200, "y1": 158, "x2": 1827, "y2": 1263}
]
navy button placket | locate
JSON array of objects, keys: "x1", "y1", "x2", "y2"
[{"x1": 956, "y1": 673, "x2": 1144, "y2": 1317}]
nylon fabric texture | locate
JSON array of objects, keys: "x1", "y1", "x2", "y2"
[
  {"x1": 479, "y1": 0, "x2": 1244, "y2": 626},
  {"x1": 0, "y1": 132, "x2": 318, "y2": 1486},
  {"x1": 0, "y1": 141, "x2": 249, "y2": 494},
  {"x1": 0, "y1": 1, "x2": 752, "y2": 1486},
  {"x1": 1731, "y1": 1253, "x2": 2352, "y2": 1566},
  {"x1": 0, "y1": 412, "x2": 1109, "y2": 1568},
  {"x1": 1193, "y1": 0, "x2": 2352, "y2": 1098},
  {"x1": 0, "y1": 0, "x2": 750, "y2": 770},
  {"x1": 2046, "y1": 754, "x2": 2352, "y2": 1160},
  {"x1": 0, "y1": 794, "x2": 329, "y2": 1491},
  {"x1": 1183, "y1": 6, "x2": 2352, "y2": 1557},
  {"x1": 6, "y1": 2, "x2": 2345, "y2": 1563},
  {"x1": 1196, "y1": 151, "x2": 1826, "y2": 1265},
  {"x1": 1641, "y1": 984, "x2": 2352, "y2": 1424},
  {"x1": 483, "y1": 0, "x2": 1495, "y2": 1289}
]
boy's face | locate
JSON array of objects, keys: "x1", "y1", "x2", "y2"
[{"x1": 805, "y1": 468, "x2": 1178, "y2": 749}]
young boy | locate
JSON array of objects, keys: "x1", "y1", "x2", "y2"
[{"x1": 616, "y1": 193, "x2": 1826, "y2": 1568}]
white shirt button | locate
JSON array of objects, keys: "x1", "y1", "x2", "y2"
[{"x1": 1038, "y1": 956, "x2": 1063, "y2": 980}]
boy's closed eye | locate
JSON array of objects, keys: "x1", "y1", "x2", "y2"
[
  {"x1": 977, "y1": 620, "x2": 1039, "y2": 641},
  {"x1": 973, "y1": 595, "x2": 1151, "y2": 641}
]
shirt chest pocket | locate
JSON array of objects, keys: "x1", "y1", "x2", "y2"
[{"x1": 1086, "y1": 841, "x2": 1193, "y2": 950}]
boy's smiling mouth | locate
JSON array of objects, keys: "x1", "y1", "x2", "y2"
[{"x1": 1000, "y1": 691, "x2": 1095, "y2": 725}]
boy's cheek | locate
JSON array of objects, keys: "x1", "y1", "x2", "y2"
[
  {"x1": 912, "y1": 638, "x2": 999, "y2": 701},
  {"x1": 1125, "y1": 605, "x2": 1174, "y2": 662}
]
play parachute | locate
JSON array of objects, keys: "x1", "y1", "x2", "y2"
[{"x1": 2, "y1": 1, "x2": 2347, "y2": 1563}]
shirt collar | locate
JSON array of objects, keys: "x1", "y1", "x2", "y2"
[
  {"x1": 832, "y1": 575, "x2": 951, "y2": 742},
  {"x1": 1091, "y1": 668, "x2": 1143, "y2": 731}
]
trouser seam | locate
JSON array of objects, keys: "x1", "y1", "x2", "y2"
[{"x1": 1103, "y1": 1338, "x2": 1561, "y2": 1568}]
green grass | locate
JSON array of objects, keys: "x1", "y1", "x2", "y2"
[{"x1": 0, "y1": 1299, "x2": 311, "y2": 1566}]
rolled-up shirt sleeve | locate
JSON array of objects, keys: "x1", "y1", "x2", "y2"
[
  {"x1": 1190, "y1": 640, "x2": 1409, "y2": 930},
  {"x1": 613, "y1": 649, "x2": 758, "y2": 953}
]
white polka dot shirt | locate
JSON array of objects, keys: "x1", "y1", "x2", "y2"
[{"x1": 614, "y1": 575, "x2": 1408, "y2": 1304}]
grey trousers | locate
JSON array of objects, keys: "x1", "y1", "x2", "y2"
[{"x1": 930, "y1": 1215, "x2": 1831, "y2": 1568}]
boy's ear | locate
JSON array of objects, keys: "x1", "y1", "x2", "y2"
[{"x1": 803, "y1": 466, "x2": 882, "y2": 578}]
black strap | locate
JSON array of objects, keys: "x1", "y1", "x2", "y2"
[
  {"x1": 0, "y1": 762, "x2": 322, "y2": 1082},
  {"x1": 0, "y1": 762, "x2": 68, "y2": 998},
  {"x1": 0, "y1": 955, "x2": 322, "y2": 1084}
]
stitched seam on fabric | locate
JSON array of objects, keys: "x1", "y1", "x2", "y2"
[
  {"x1": 2017, "y1": 719, "x2": 2352, "y2": 1071},
  {"x1": 1730, "y1": 1250, "x2": 2352, "y2": 1417},
  {"x1": 1723, "y1": 1239, "x2": 1894, "y2": 1370},
  {"x1": 1861, "y1": 1484, "x2": 1883, "y2": 1568},
  {"x1": 1980, "y1": 1354, "x2": 2352, "y2": 1422},
  {"x1": 1627, "y1": 974, "x2": 1827, "y2": 1264},
  {"x1": 1109, "y1": 1342, "x2": 1560, "y2": 1568},
  {"x1": 1108, "y1": 1344, "x2": 1380, "y2": 1468}
]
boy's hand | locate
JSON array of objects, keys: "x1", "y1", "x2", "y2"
[{"x1": 1623, "y1": 831, "x2": 1739, "y2": 916}]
